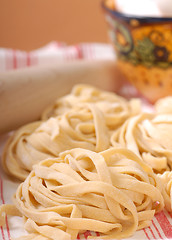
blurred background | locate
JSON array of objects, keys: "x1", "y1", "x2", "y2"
[{"x1": 0, "y1": 0, "x2": 109, "y2": 51}]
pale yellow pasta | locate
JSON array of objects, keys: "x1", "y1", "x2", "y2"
[
  {"x1": 2, "y1": 84, "x2": 141, "y2": 181},
  {"x1": 157, "y1": 171, "x2": 172, "y2": 212},
  {"x1": 41, "y1": 84, "x2": 141, "y2": 130},
  {"x1": 0, "y1": 148, "x2": 164, "y2": 240},
  {"x1": 111, "y1": 112, "x2": 172, "y2": 173},
  {"x1": 2, "y1": 103, "x2": 110, "y2": 180},
  {"x1": 155, "y1": 96, "x2": 172, "y2": 114},
  {"x1": 2, "y1": 84, "x2": 171, "y2": 239},
  {"x1": 2, "y1": 121, "x2": 43, "y2": 180}
]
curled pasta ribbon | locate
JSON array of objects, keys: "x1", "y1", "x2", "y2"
[
  {"x1": 2, "y1": 121, "x2": 42, "y2": 180},
  {"x1": 157, "y1": 171, "x2": 172, "y2": 212},
  {"x1": 2, "y1": 103, "x2": 110, "y2": 181},
  {"x1": 111, "y1": 112, "x2": 172, "y2": 173},
  {"x1": 0, "y1": 148, "x2": 164, "y2": 240},
  {"x1": 2, "y1": 85, "x2": 140, "y2": 181},
  {"x1": 41, "y1": 84, "x2": 141, "y2": 130}
]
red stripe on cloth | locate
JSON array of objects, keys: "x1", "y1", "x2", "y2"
[
  {"x1": 168, "y1": 211, "x2": 172, "y2": 218},
  {"x1": 0, "y1": 176, "x2": 5, "y2": 240},
  {"x1": 0, "y1": 176, "x2": 11, "y2": 240},
  {"x1": 83, "y1": 230, "x2": 92, "y2": 239},
  {"x1": 5, "y1": 49, "x2": 11, "y2": 71},
  {"x1": 76, "y1": 234, "x2": 80, "y2": 240},
  {"x1": 12, "y1": 50, "x2": 17, "y2": 69},
  {"x1": 95, "y1": 232, "x2": 100, "y2": 236},
  {"x1": 26, "y1": 52, "x2": 31, "y2": 66},
  {"x1": 143, "y1": 228, "x2": 151, "y2": 240},
  {"x1": 148, "y1": 226, "x2": 156, "y2": 239},
  {"x1": 0, "y1": 226, "x2": 5, "y2": 240},
  {"x1": 152, "y1": 220, "x2": 163, "y2": 239},
  {"x1": 5, "y1": 216, "x2": 10, "y2": 240},
  {"x1": 155, "y1": 211, "x2": 172, "y2": 238},
  {"x1": 75, "y1": 45, "x2": 83, "y2": 59}
]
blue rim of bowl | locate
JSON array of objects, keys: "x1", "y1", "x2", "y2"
[{"x1": 102, "y1": 0, "x2": 172, "y2": 24}]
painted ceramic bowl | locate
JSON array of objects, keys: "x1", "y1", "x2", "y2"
[{"x1": 102, "y1": 0, "x2": 172, "y2": 103}]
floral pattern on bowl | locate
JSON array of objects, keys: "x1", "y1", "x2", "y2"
[
  {"x1": 103, "y1": 0, "x2": 172, "y2": 103},
  {"x1": 106, "y1": 14, "x2": 172, "y2": 68}
]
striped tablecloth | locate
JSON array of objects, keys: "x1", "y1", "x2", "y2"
[
  {"x1": 0, "y1": 42, "x2": 172, "y2": 240},
  {"x1": 0, "y1": 42, "x2": 115, "y2": 71}
]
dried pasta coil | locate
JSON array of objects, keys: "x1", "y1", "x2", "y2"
[
  {"x1": 157, "y1": 171, "x2": 172, "y2": 212},
  {"x1": 0, "y1": 148, "x2": 164, "y2": 240},
  {"x1": 2, "y1": 103, "x2": 109, "y2": 181},
  {"x1": 111, "y1": 112, "x2": 172, "y2": 173},
  {"x1": 41, "y1": 84, "x2": 141, "y2": 130}
]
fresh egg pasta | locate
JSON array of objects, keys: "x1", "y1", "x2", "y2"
[
  {"x1": 41, "y1": 84, "x2": 141, "y2": 130},
  {"x1": 2, "y1": 103, "x2": 110, "y2": 181},
  {"x1": 157, "y1": 171, "x2": 172, "y2": 212},
  {"x1": 2, "y1": 84, "x2": 172, "y2": 240},
  {"x1": 2, "y1": 85, "x2": 141, "y2": 181},
  {"x1": 0, "y1": 148, "x2": 164, "y2": 240},
  {"x1": 111, "y1": 112, "x2": 172, "y2": 173}
]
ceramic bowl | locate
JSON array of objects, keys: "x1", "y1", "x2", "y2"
[{"x1": 102, "y1": 0, "x2": 172, "y2": 103}]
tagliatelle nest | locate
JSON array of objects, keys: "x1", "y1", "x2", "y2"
[
  {"x1": 2, "y1": 103, "x2": 109, "y2": 181},
  {"x1": 111, "y1": 112, "x2": 172, "y2": 174},
  {"x1": 2, "y1": 84, "x2": 172, "y2": 240},
  {"x1": 0, "y1": 148, "x2": 164, "y2": 240},
  {"x1": 2, "y1": 85, "x2": 141, "y2": 181},
  {"x1": 157, "y1": 171, "x2": 172, "y2": 212},
  {"x1": 41, "y1": 84, "x2": 141, "y2": 128}
]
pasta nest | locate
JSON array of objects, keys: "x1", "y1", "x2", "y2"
[
  {"x1": 157, "y1": 171, "x2": 172, "y2": 212},
  {"x1": 2, "y1": 85, "x2": 141, "y2": 181},
  {"x1": 2, "y1": 103, "x2": 110, "y2": 181},
  {"x1": 0, "y1": 148, "x2": 164, "y2": 240},
  {"x1": 111, "y1": 112, "x2": 172, "y2": 174},
  {"x1": 41, "y1": 84, "x2": 141, "y2": 129}
]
